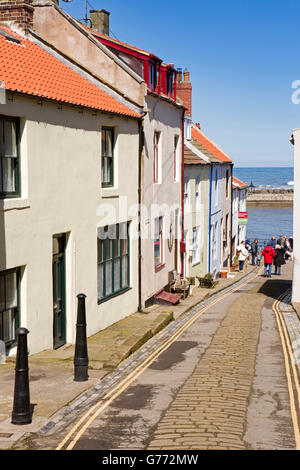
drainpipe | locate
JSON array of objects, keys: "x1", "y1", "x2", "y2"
[
  {"x1": 138, "y1": 119, "x2": 144, "y2": 312},
  {"x1": 181, "y1": 110, "x2": 185, "y2": 276},
  {"x1": 208, "y1": 164, "x2": 213, "y2": 273}
]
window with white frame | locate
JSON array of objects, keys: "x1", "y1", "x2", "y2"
[
  {"x1": 0, "y1": 268, "x2": 20, "y2": 346},
  {"x1": 195, "y1": 176, "x2": 201, "y2": 211},
  {"x1": 184, "y1": 176, "x2": 189, "y2": 212},
  {"x1": 101, "y1": 127, "x2": 114, "y2": 187},
  {"x1": 97, "y1": 223, "x2": 130, "y2": 303},
  {"x1": 174, "y1": 135, "x2": 179, "y2": 182},
  {"x1": 214, "y1": 168, "x2": 218, "y2": 206},
  {"x1": 212, "y1": 222, "x2": 217, "y2": 261},
  {"x1": 153, "y1": 131, "x2": 161, "y2": 183},
  {"x1": 192, "y1": 226, "x2": 200, "y2": 265},
  {"x1": 0, "y1": 116, "x2": 20, "y2": 198},
  {"x1": 154, "y1": 216, "x2": 163, "y2": 269}
]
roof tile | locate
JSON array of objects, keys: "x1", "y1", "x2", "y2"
[
  {"x1": 0, "y1": 26, "x2": 140, "y2": 119},
  {"x1": 191, "y1": 125, "x2": 232, "y2": 163}
]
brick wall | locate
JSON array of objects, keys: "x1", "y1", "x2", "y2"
[
  {"x1": 177, "y1": 68, "x2": 192, "y2": 117},
  {"x1": 0, "y1": 0, "x2": 34, "y2": 32}
]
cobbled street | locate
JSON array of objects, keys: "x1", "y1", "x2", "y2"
[{"x1": 15, "y1": 261, "x2": 298, "y2": 451}]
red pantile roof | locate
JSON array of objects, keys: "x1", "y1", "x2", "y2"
[
  {"x1": 0, "y1": 26, "x2": 140, "y2": 118},
  {"x1": 232, "y1": 176, "x2": 248, "y2": 188},
  {"x1": 191, "y1": 125, "x2": 232, "y2": 163}
]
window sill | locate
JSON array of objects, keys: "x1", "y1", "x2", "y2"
[
  {"x1": 98, "y1": 287, "x2": 132, "y2": 305},
  {"x1": 0, "y1": 198, "x2": 30, "y2": 212},
  {"x1": 101, "y1": 187, "x2": 119, "y2": 198},
  {"x1": 155, "y1": 263, "x2": 165, "y2": 273}
]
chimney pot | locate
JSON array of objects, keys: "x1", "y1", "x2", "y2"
[
  {"x1": 90, "y1": 9, "x2": 110, "y2": 35},
  {"x1": 176, "y1": 68, "x2": 182, "y2": 83},
  {"x1": 196, "y1": 123, "x2": 200, "y2": 129},
  {"x1": 176, "y1": 67, "x2": 192, "y2": 116},
  {"x1": 183, "y1": 68, "x2": 190, "y2": 82}
]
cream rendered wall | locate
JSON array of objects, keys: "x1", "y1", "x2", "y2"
[
  {"x1": 184, "y1": 165, "x2": 210, "y2": 278},
  {"x1": 0, "y1": 95, "x2": 139, "y2": 355},
  {"x1": 141, "y1": 95, "x2": 182, "y2": 304}
]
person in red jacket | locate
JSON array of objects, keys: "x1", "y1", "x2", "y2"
[{"x1": 262, "y1": 245, "x2": 276, "y2": 277}]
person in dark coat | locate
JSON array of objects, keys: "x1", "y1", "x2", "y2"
[
  {"x1": 269, "y1": 236, "x2": 276, "y2": 249},
  {"x1": 251, "y1": 239, "x2": 258, "y2": 265},
  {"x1": 273, "y1": 244, "x2": 286, "y2": 275}
]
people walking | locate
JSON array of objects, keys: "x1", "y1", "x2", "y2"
[
  {"x1": 262, "y1": 244, "x2": 276, "y2": 277},
  {"x1": 257, "y1": 248, "x2": 262, "y2": 266},
  {"x1": 251, "y1": 239, "x2": 258, "y2": 266},
  {"x1": 236, "y1": 241, "x2": 249, "y2": 273},
  {"x1": 269, "y1": 236, "x2": 276, "y2": 249},
  {"x1": 273, "y1": 244, "x2": 286, "y2": 275}
]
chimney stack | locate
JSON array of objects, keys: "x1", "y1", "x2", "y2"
[
  {"x1": 0, "y1": 0, "x2": 34, "y2": 33},
  {"x1": 176, "y1": 68, "x2": 182, "y2": 83},
  {"x1": 90, "y1": 9, "x2": 110, "y2": 35},
  {"x1": 176, "y1": 67, "x2": 192, "y2": 117}
]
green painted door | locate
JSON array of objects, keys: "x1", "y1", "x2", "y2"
[{"x1": 53, "y1": 234, "x2": 66, "y2": 349}]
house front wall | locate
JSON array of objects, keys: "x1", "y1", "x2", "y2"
[
  {"x1": 220, "y1": 164, "x2": 232, "y2": 267},
  {"x1": 33, "y1": 4, "x2": 146, "y2": 108},
  {"x1": 0, "y1": 95, "x2": 139, "y2": 355},
  {"x1": 184, "y1": 165, "x2": 210, "y2": 278},
  {"x1": 238, "y1": 189, "x2": 247, "y2": 245},
  {"x1": 209, "y1": 164, "x2": 222, "y2": 276},
  {"x1": 232, "y1": 188, "x2": 239, "y2": 258},
  {"x1": 141, "y1": 95, "x2": 182, "y2": 304}
]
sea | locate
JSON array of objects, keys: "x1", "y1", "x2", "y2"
[{"x1": 233, "y1": 167, "x2": 294, "y2": 244}]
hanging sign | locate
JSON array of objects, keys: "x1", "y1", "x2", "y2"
[{"x1": 238, "y1": 211, "x2": 248, "y2": 225}]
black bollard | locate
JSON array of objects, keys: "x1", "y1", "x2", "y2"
[
  {"x1": 11, "y1": 328, "x2": 31, "y2": 425},
  {"x1": 74, "y1": 293, "x2": 89, "y2": 382}
]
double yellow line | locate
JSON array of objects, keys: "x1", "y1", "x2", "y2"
[
  {"x1": 273, "y1": 292, "x2": 300, "y2": 449},
  {"x1": 56, "y1": 270, "x2": 260, "y2": 451}
]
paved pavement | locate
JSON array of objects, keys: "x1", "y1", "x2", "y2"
[{"x1": 0, "y1": 265, "x2": 258, "y2": 449}]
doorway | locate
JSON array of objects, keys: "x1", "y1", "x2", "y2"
[{"x1": 52, "y1": 234, "x2": 66, "y2": 349}]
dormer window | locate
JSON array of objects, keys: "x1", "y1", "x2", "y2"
[
  {"x1": 166, "y1": 71, "x2": 175, "y2": 98},
  {"x1": 149, "y1": 61, "x2": 159, "y2": 91}
]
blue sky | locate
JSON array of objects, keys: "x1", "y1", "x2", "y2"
[{"x1": 60, "y1": 0, "x2": 300, "y2": 167}]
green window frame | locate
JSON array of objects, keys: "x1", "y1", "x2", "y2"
[
  {"x1": 0, "y1": 115, "x2": 20, "y2": 199},
  {"x1": 0, "y1": 268, "x2": 20, "y2": 347},
  {"x1": 97, "y1": 222, "x2": 130, "y2": 303},
  {"x1": 101, "y1": 127, "x2": 114, "y2": 187}
]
